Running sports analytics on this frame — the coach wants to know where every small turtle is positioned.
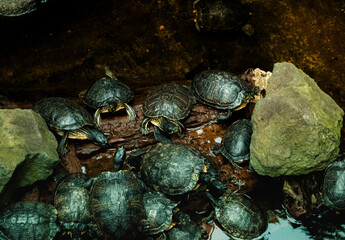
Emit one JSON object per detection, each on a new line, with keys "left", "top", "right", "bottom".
{"left": 54, "top": 172, "right": 95, "bottom": 239}
{"left": 193, "top": 0, "right": 253, "bottom": 34}
{"left": 166, "top": 211, "right": 202, "bottom": 240}
{"left": 139, "top": 142, "right": 226, "bottom": 196}
{"left": 322, "top": 157, "right": 345, "bottom": 211}
{"left": 192, "top": 70, "right": 260, "bottom": 120}
{"left": 89, "top": 147, "right": 146, "bottom": 239}
{"left": 208, "top": 190, "right": 268, "bottom": 239}
{"left": 143, "top": 191, "right": 178, "bottom": 236}
{"left": 33, "top": 97, "right": 109, "bottom": 157}
{"left": 0, "top": 202, "right": 60, "bottom": 240}
{"left": 84, "top": 68, "right": 136, "bottom": 128}
{"left": 212, "top": 118, "right": 252, "bottom": 168}
{"left": 141, "top": 83, "right": 196, "bottom": 142}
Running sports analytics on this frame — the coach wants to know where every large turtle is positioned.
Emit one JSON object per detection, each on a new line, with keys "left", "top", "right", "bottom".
{"left": 212, "top": 118, "right": 252, "bottom": 168}
{"left": 193, "top": 0, "right": 252, "bottom": 34}
{"left": 88, "top": 147, "right": 146, "bottom": 239}
{"left": 192, "top": 70, "right": 260, "bottom": 120}
{"left": 0, "top": 202, "right": 60, "bottom": 240}
{"left": 54, "top": 172, "right": 95, "bottom": 239}
{"left": 33, "top": 97, "right": 109, "bottom": 157}
{"left": 141, "top": 83, "right": 196, "bottom": 142}
{"left": 139, "top": 142, "right": 226, "bottom": 196}
{"left": 209, "top": 190, "right": 268, "bottom": 239}
{"left": 322, "top": 157, "right": 345, "bottom": 211}
{"left": 84, "top": 68, "right": 136, "bottom": 128}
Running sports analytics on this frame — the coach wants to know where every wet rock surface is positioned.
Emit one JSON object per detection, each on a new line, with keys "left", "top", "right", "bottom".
{"left": 0, "top": 109, "right": 59, "bottom": 204}
{"left": 250, "top": 62, "right": 344, "bottom": 177}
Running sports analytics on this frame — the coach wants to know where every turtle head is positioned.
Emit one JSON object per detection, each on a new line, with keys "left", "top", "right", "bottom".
{"left": 164, "top": 121, "right": 180, "bottom": 134}
{"left": 244, "top": 86, "right": 261, "bottom": 102}
{"left": 85, "top": 127, "right": 109, "bottom": 147}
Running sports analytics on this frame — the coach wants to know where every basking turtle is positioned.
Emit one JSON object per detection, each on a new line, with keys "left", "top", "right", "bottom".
{"left": 139, "top": 142, "right": 226, "bottom": 196}
{"left": 193, "top": 0, "right": 253, "bottom": 34}
{"left": 84, "top": 68, "right": 136, "bottom": 128}
{"left": 322, "top": 157, "right": 345, "bottom": 211}
{"left": 33, "top": 97, "right": 109, "bottom": 157}
{"left": 208, "top": 190, "right": 268, "bottom": 239}
{"left": 212, "top": 118, "right": 252, "bottom": 168}
{"left": 143, "top": 191, "right": 178, "bottom": 236}
{"left": 0, "top": 202, "right": 60, "bottom": 240}
{"left": 89, "top": 147, "right": 146, "bottom": 239}
{"left": 192, "top": 70, "right": 260, "bottom": 120}
{"left": 141, "top": 83, "right": 196, "bottom": 142}
{"left": 54, "top": 172, "right": 95, "bottom": 239}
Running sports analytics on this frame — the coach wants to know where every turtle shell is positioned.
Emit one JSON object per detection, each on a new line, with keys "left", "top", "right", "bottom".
{"left": 54, "top": 172, "right": 92, "bottom": 234}
{"left": 143, "top": 191, "right": 178, "bottom": 235}
{"left": 322, "top": 158, "right": 345, "bottom": 210}
{"left": 142, "top": 84, "right": 195, "bottom": 121}
{"left": 220, "top": 119, "right": 252, "bottom": 163}
{"left": 0, "top": 202, "right": 60, "bottom": 240}
{"left": 192, "top": 70, "right": 254, "bottom": 110}
{"left": 140, "top": 142, "right": 205, "bottom": 195}
{"left": 215, "top": 191, "right": 268, "bottom": 239}
{"left": 193, "top": 0, "right": 249, "bottom": 32}
{"left": 165, "top": 211, "right": 201, "bottom": 240}
{"left": 33, "top": 97, "right": 94, "bottom": 131}
{"left": 84, "top": 77, "right": 134, "bottom": 109}
{"left": 90, "top": 171, "right": 146, "bottom": 239}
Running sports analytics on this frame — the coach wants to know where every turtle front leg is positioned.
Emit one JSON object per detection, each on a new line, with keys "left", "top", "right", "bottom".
{"left": 218, "top": 109, "right": 232, "bottom": 120}
{"left": 123, "top": 103, "right": 136, "bottom": 121}
{"left": 58, "top": 131, "right": 69, "bottom": 157}
{"left": 173, "top": 120, "right": 186, "bottom": 138}
{"left": 140, "top": 118, "right": 151, "bottom": 135}
{"left": 93, "top": 108, "right": 102, "bottom": 129}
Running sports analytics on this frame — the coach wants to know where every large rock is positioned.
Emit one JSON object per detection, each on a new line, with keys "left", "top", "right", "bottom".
{"left": 0, "top": 109, "right": 59, "bottom": 203}
{"left": 250, "top": 62, "right": 344, "bottom": 177}
{"left": 0, "top": 0, "right": 48, "bottom": 17}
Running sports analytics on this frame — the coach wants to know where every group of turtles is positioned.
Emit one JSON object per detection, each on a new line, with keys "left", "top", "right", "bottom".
{"left": 0, "top": 68, "right": 271, "bottom": 240}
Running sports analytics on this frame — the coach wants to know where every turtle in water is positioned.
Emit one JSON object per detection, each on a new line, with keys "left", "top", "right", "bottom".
{"left": 88, "top": 147, "right": 147, "bottom": 239}
{"left": 33, "top": 97, "right": 109, "bottom": 157}
{"left": 208, "top": 190, "right": 268, "bottom": 239}
{"left": 212, "top": 118, "right": 252, "bottom": 168}
{"left": 0, "top": 202, "right": 60, "bottom": 240}
{"left": 54, "top": 172, "right": 96, "bottom": 239}
{"left": 322, "top": 156, "right": 345, "bottom": 211}
{"left": 141, "top": 83, "right": 196, "bottom": 142}
{"left": 138, "top": 142, "right": 226, "bottom": 196}
{"left": 84, "top": 67, "right": 136, "bottom": 128}
{"left": 193, "top": 0, "right": 254, "bottom": 35}
{"left": 192, "top": 70, "right": 260, "bottom": 120}
{"left": 143, "top": 191, "right": 179, "bottom": 236}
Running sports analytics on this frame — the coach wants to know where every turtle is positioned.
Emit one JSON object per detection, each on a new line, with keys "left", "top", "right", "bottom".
{"left": 165, "top": 211, "right": 202, "bottom": 240}
{"left": 140, "top": 83, "right": 196, "bottom": 142}
{"left": 193, "top": 0, "right": 253, "bottom": 35}
{"left": 192, "top": 70, "right": 260, "bottom": 120}
{"left": 322, "top": 157, "right": 345, "bottom": 211}
{"left": 207, "top": 190, "right": 268, "bottom": 239}
{"left": 33, "top": 97, "right": 109, "bottom": 157}
{"left": 84, "top": 68, "right": 136, "bottom": 128}
{"left": 0, "top": 201, "right": 60, "bottom": 240}
{"left": 142, "top": 191, "right": 179, "bottom": 236}
{"left": 88, "top": 147, "right": 147, "bottom": 239}
{"left": 139, "top": 142, "right": 226, "bottom": 196}
{"left": 212, "top": 118, "right": 252, "bottom": 168}
{"left": 54, "top": 172, "right": 95, "bottom": 239}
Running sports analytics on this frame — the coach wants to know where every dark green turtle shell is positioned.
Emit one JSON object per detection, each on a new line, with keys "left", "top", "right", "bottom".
{"left": 322, "top": 158, "right": 345, "bottom": 210}
{"left": 192, "top": 70, "right": 256, "bottom": 110}
{"left": 193, "top": 0, "right": 250, "bottom": 32}
{"left": 215, "top": 191, "right": 268, "bottom": 239}
{"left": 140, "top": 142, "right": 205, "bottom": 195}
{"left": 143, "top": 191, "right": 178, "bottom": 235}
{"left": 90, "top": 170, "right": 146, "bottom": 239}
{"left": 0, "top": 202, "right": 60, "bottom": 240}
{"left": 142, "top": 83, "right": 195, "bottom": 120}
{"left": 165, "top": 211, "right": 201, "bottom": 240}
{"left": 33, "top": 97, "right": 95, "bottom": 131}
{"left": 220, "top": 119, "right": 252, "bottom": 163}
{"left": 54, "top": 172, "right": 92, "bottom": 235}
{"left": 84, "top": 77, "right": 134, "bottom": 109}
